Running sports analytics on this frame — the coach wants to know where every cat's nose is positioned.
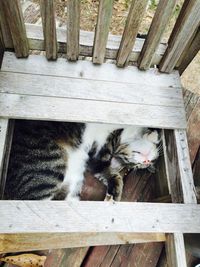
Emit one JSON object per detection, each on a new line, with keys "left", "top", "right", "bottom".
{"left": 143, "top": 159, "right": 150, "bottom": 164}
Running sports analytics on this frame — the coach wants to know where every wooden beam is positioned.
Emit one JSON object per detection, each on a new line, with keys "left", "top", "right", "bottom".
{"left": 166, "top": 233, "right": 187, "bottom": 267}
{"left": 93, "top": 0, "right": 114, "bottom": 64}
{"left": 159, "top": 0, "right": 200, "bottom": 73}
{"left": 67, "top": 0, "right": 80, "bottom": 61}
{"left": 178, "top": 28, "right": 200, "bottom": 75}
{"left": 25, "top": 23, "right": 166, "bottom": 65}
{"left": 0, "top": 0, "right": 29, "bottom": 57}
{"left": 116, "top": 0, "right": 149, "bottom": 67}
{"left": 163, "top": 129, "right": 197, "bottom": 267}
{"left": 0, "top": 1, "right": 13, "bottom": 48}
{"left": 0, "top": 201, "right": 200, "bottom": 234}
{"left": 40, "top": 0, "right": 57, "bottom": 60}
{"left": 0, "top": 119, "right": 14, "bottom": 199}
{"left": 138, "top": 0, "right": 176, "bottom": 70}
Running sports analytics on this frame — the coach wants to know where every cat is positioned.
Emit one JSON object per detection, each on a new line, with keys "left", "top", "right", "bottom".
{"left": 4, "top": 120, "right": 161, "bottom": 201}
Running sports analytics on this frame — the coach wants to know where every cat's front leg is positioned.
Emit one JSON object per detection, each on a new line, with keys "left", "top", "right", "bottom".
{"left": 105, "top": 172, "right": 124, "bottom": 201}
{"left": 63, "top": 148, "right": 89, "bottom": 201}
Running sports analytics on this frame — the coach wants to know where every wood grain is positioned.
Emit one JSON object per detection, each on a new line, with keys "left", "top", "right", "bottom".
{"left": 0, "top": 93, "right": 186, "bottom": 129}
{"left": 40, "top": 0, "right": 57, "bottom": 60}
{"left": 25, "top": 23, "right": 166, "bottom": 65}
{"left": 138, "top": 0, "right": 176, "bottom": 70}
{"left": 0, "top": 119, "right": 14, "bottom": 199}
{"left": 0, "top": 1, "right": 13, "bottom": 48}
{"left": 159, "top": 0, "right": 200, "bottom": 73}
{"left": 0, "top": 0, "right": 29, "bottom": 57}
{"left": 2, "top": 52, "right": 178, "bottom": 87}
{"left": 178, "top": 27, "right": 200, "bottom": 75}
{"left": 93, "top": 0, "right": 114, "bottom": 64}
{"left": 67, "top": 0, "right": 80, "bottom": 61}
{"left": 116, "top": 0, "right": 149, "bottom": 67}
{"left": 0, "top": 201, "right": 200, "bottom": 234}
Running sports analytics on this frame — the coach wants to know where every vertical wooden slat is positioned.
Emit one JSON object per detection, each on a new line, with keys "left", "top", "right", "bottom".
{"left": 116, "top": 0, "right": 149, "bottom": 67}
{"left": 159, "top": 0, "right": 200, "bottom": 73}
{"left": 92, "top": 0, "right": 114, "bottom": 64}
{"left": 0, "top": 0, "right": 29, "bottom": 57}
{"left": 67, "top": 0, "right": 80, "bottom": 61}
{"left": 0, "top": 119, "right": 14, "bottom": 199}
{"left": 40, "top": 0, "right": 57, "bottom": 60}
{"left": 0, "top": 33, "right": 4, "bottom": 68}
{"left": 166, "top": 233, "right": 187, "bottom": 267}
{"left": 0, "top": 1, "right": 13, "bottom": 49}
{"left": 178, "top": 28, "right": 200, "bottom": 75}
{"left": 163, "top": 129, "right": 197, "bottom": 267}
{"left": 138, "top": 0, "right": 176, "bottom": 70}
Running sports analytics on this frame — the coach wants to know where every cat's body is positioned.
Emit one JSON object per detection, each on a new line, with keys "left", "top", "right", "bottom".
{"left": 5, "top": 120, "right": 160, "bottom": 201}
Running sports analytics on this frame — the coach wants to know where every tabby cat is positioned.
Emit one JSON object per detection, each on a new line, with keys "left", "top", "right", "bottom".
{"left": 5, "top": 120, "right": 160, "bottom": 201}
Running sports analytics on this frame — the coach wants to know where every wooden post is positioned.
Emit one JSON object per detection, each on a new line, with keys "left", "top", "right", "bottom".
{"left": 0, "top": 1, "right": 13, "bottom": 49}
{"left": 0, "top": 119, "right": 14, "bottom": 199}
{"left": 40, "top": 0, "right": 57, "bottom": 60}
{"left": 92, "top": 0, "right": 114, "bottom": 64}
{"left": 67, "top": 0, "right": 80, "bottom": 61}
{"left": 178, "top": 28, "right": 200, "bottom": 75}
{"left": 159, "top": 0, "right": 200, "bottom": 73}
{"left": 138, "top": 0, "right": 176, "bottom": 70}
{"left": 0, "top": 0, "right": 29, "bottom": 57}
{"left": 116, "top": 0, "right": 149, "bottom": 67}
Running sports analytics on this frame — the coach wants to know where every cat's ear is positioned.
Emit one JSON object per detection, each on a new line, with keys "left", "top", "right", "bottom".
{"left": 144, "top": 130, "right": 160, "bottom": 144}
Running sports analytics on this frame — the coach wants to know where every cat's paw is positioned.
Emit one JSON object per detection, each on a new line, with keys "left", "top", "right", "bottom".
{"left": 104, "top": 194, "right": 114, "bottom": 202}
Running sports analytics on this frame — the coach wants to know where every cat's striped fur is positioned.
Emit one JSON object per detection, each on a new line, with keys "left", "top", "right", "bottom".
{"left": 5, "top": 120, "right": 160, "bottom": 201}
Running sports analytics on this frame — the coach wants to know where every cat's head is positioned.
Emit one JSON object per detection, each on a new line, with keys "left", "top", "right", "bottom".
{"left": 111, "top": 130, "right": 161, "bottom": 172}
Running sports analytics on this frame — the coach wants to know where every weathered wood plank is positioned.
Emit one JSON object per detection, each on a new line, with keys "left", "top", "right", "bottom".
{"left": 0, "top": 34, "right": 4, "bottom": 67}
{"left": 0, "top": 0, "right": 29, "bottom": 57}
{"left": 93, "top": 0, "right": 114, "bottom": 64}
{"left": 178, "top": 28, "right": 200, "bottom": 75}
{"left": 0, "top": 232, "right": 165, "bottom": 254}
{"left": 40, "top": 0, "right": 57, "bottom": 60}
{"left": 1, "top": 52, "right": 181, "bottom": 87}
{"left": 0, "top": 201, "right": 200, "bottom": 234}
{"left": 159, "top": 0, "right": 200, "bottom": 73}
{"left": 116, "top": 0, "right": 149, "bottom": 67}
{"left": 25, "top": 23, "right": 166, "bottom": 64}
{"left": 0, "top": 93, "right": 186, "bottom": 129}
{"left": 67, "top": 0, "right": 80, "bottom": 61}
{"left": 0, "top": 72, "right": 184, "bottom": 108}
{"left": 174, "top": 129, "right": 197, "bottom": 204}
{"left": 0, "top": 119, "right": 14, "bottom": 199}
{"left": 0, "top": 1, "right": 13, "bottom": 48}
{"left": 166, "top": 233, "right": 187, "bottom": 267}
{"left": 138, "top": 0, "right": 176, "bottom": 70}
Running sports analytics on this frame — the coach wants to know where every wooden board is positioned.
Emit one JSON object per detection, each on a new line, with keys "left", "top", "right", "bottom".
{"left": 93, "top": 0, "right": 114, "bottom": 64}
{"left": 0, "top": 201, "right": 200, "bottom": 234}
{"left": 0, "top": 0, "right": 29, "bottom": 58}
{"left": 0, "top": 52, "right": 186, "bottom": 129}
{"left": 67, "top": 0, "right": 80, "bottom": 61}
{"left": 116, "top": 0, "right": 149, "bottom": 67}
{"left": 0, "top": 119, "right": 14, "bottom": 199}
{"left": 40, "top": 0, "right": 57, "bottom": 60}
{"left": 25, "top": 23, "right": 166, "bottom": 65}
{"left": 138, "top": 0, "right": 176, "bottom": 70}
{"left": 0, "top": 1, "right": 13, "bottom": 48}
{"left": 159, "top": 0, "right": 200, "bottom": 73}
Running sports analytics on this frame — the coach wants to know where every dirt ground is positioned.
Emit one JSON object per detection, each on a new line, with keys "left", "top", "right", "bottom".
{"left": 23, "top": 0, "right": 200, "bottom": 95}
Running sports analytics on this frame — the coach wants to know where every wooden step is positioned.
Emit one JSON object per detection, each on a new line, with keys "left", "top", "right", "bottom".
{"left": 0, "top": 52, "right": 186, "bottom": 129}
